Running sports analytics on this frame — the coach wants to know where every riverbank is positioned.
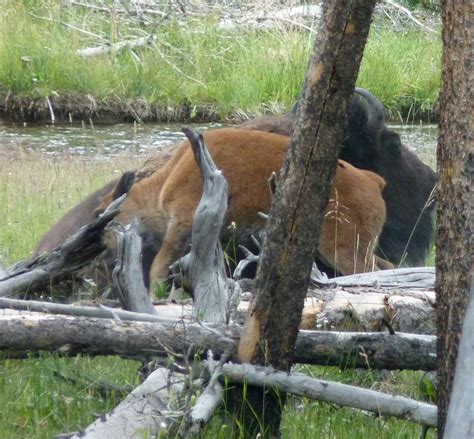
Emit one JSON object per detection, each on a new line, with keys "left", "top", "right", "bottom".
{"left": 0, "top": 2, "right": 441, "bottom": 123}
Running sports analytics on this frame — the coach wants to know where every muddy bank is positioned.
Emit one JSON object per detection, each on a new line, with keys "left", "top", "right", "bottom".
{"left": 0, "top": 92, "right": 223, "bottom": 125}
{"left": 0, "top": 91, "right": 437, "bottom": 125}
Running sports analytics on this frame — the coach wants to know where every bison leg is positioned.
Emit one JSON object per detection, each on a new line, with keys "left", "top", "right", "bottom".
{"left": 148, "top": 218, "right": 192, "bottom": 289}
{"left": 375, "top": 255, "right": 395, "bottom": 271}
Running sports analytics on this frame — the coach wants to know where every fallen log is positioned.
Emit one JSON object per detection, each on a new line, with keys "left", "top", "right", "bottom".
{"left": 0, "top": 314, "right": 436, "bottom": 370}
{"left": 0, "top": 297, "right": 182, "bottom": 323}
{"left": 234, "top": 284, "right": 436, "bottom": 334}
{"left": 218, "top": 363, "right": 437, "bottom": 427}
{"left": 218, "top": 5, "right": 322, "bottom": 31}
{"left": 320, "top": 267, "right": 435, "bottom": 289}
{"left": 306, "top": 285, "right": 436, "bottom": 334}
{"left": 1, "top": 278, "right": 436, "bottom": 335}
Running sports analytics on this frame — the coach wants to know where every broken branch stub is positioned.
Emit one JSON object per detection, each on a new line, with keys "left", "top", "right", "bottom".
{"left": 171, "top": 128, "right": 234, "bottom": 324}
{"left": 0, "top": 195, "right": 125, "bottom": 298}
{"left": 111, "top": 219, "right": 156, "bottom": 315}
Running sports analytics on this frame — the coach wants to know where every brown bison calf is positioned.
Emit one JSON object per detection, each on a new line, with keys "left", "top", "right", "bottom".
{"left": 96, "top": 128, "right": 391, "bottom": 289}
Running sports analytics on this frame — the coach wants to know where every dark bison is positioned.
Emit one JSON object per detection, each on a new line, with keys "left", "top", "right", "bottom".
{"left": 240, "top": 88, "right": 437, "bottom": 266}
{"left": 34, "top": 88, "right": 436, "bottom": 268}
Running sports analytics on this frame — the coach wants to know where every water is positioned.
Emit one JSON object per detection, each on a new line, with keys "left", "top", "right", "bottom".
{"left": 0, "top": 121, "right": 437, "bottom": 168}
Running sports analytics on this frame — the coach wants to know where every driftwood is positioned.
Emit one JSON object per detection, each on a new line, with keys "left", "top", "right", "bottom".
{"left": 318, "top": 267, "right": 435, "bottom": 289}
{"left": 0, "top": 267, "right": 437, "bottom": 334}
{"left": 76, "top": 35, "right": 156, "bottom": 58}
{"left": 382, "top": 0, "right": 439, "bottom": 34}
{"left": 111, "top": 220, "right": 156, "bottom": 315}
{"left": 0, "top": 313, "right": 436, "bottom": 370}
{"left": 235, "top": 281, "right": 436, "bottom": 334}
{"left": 0, "top": 297, "right": 180, "bottom": 323}
{"left": 70, "top": 1, "right": 166, "bottom": 17}
{"left": 170, "top": 128, "right": 234, "bottom": 324}
{"left": 219, "top": 5, "right": 322, "bottom": 31}
{"left": 218, "top": 363, "right": 437, "bottom": 427}
{"left": 0, "top": 196, "right": 125, "bottom": 298}
{"left": 444, "top": 277, "right": 474, "bottom": 438}
{"left": 74, "top": 367, "right": 183, "bottom": 438}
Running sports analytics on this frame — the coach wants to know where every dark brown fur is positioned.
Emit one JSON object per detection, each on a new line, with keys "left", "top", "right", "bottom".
{"left": 97, "top": 128, "right": 391, "bottom": 287}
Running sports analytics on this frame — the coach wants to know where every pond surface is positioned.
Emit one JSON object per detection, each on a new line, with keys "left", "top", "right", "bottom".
{"left": 0, "top": 121, "right": 437, "bottom": 168}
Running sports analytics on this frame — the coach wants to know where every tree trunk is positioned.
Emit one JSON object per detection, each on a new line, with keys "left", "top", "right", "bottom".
{"left": 443, "top": 277, "right": 474, "bottom": 438}
{"left": 236, "top": 0, "right": 377, "bottom": 434}
{"left": 436, "top": 0, "right": 473, "bottom": 434}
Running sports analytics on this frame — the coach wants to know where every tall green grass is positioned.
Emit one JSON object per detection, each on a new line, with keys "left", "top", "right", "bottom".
{"left": 0, "top": 0, "right": 441, "bottom": 119}
{"left": 0, "top": 354, "right": 436, "bottom": 438}
{"left": 359, "top": 29, "right": 441, "bottom": 121}
{"left": 0, "top": 150, "right": 143, "bottom": 263}
{"left": 0, "top": 354, "right": 141, "bottom": 439}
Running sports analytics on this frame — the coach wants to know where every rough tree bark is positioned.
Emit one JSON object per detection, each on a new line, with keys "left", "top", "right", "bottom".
{"left": 112, "top": 220, "right": 157, "bottom": 315}
{"left": 443, "top": 277, "right": 474, "bottom": 438}
{"left": 436, "top": 0, "right": 473, "bottom": 434}
{"left": 236, "top": 0, "right": 377, "bottom": 434}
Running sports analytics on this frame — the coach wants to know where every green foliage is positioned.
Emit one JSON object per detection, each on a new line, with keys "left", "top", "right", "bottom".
{"left": 0, "top": 354, "right": 141, "bottom": 439}
{"left": 358, "top": 27, "right": 441, "bottom": 120}
{"left": 0, "top": 353, "right": 437, "bottom": 438}
{"left": 0, "top": 1, "right": 441, "bottom": 119}
{"left": 151, "top": 280, "right": 172, "bottom": 300}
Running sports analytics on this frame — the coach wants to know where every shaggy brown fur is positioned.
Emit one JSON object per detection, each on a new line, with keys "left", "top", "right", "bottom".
{"left": 96, "top": 128, "right": 392, "bottom": 287}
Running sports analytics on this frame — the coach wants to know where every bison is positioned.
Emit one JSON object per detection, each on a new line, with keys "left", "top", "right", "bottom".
{"left": 93, "top": 128, "right": 391, "bottom": 290}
